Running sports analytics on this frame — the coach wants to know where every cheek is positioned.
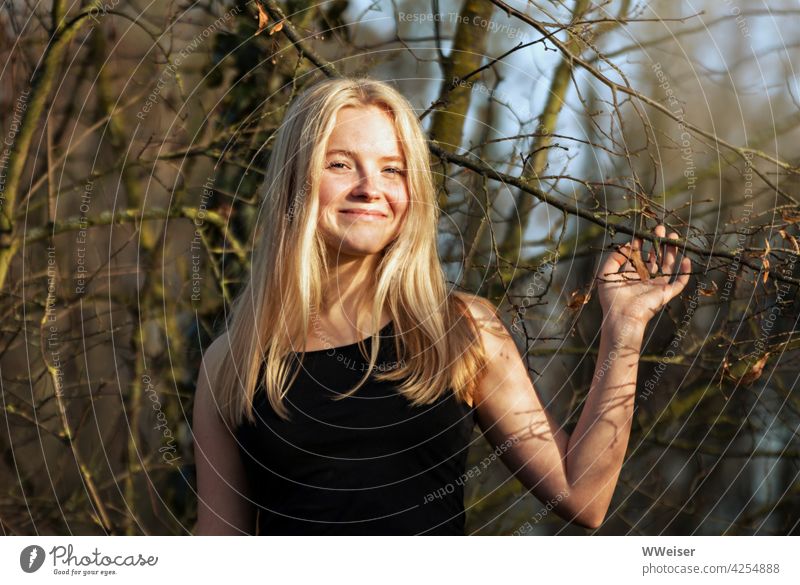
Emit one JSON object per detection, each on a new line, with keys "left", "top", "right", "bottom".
{"left": 317, "top": 177, "right": 340, "bottom": 209}
{"left": 394, "top": 200, "right": 409, "bottom": 221}
{"left": 389, "top": 186, "right": 410, "bottom": 217}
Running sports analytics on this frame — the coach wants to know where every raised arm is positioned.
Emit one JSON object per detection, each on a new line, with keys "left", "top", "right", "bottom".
{"left": 192, "top": 335, "right": 256, "bottom": 535}
{"left": 462, "top": 224, "right": 691, "bottom": 529}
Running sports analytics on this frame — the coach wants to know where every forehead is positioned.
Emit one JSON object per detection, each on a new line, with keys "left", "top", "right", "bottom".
{"left": 326, "top": 105, "right": 404, "bottom": 157}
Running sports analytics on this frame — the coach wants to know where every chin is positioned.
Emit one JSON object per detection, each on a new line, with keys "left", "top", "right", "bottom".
{"left": 337, "top": 245, "right": 387, "bottom": 257}
{"left": 326, "top": 238, "right": 389, "bottom": 257}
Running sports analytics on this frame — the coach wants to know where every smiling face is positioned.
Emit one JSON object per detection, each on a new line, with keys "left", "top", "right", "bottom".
{"left": 316, "top": 104, "right": 410, "bottom": 259}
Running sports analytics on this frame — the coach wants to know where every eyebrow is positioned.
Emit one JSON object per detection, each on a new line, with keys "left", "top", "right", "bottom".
{"left": 326, "top": 148, "right": 405, "bottom": 163}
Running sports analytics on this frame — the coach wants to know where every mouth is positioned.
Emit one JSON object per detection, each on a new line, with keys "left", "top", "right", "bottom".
{"left": 339, "top": 209, "right": 389, "bottom": 220}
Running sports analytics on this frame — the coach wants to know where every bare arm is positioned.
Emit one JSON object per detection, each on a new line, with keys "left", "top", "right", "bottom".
{"left": 192, "top": 335, "right": 256, "bottom": 535}
{"left": 463, "top": 224, "right": 690, "bottom": 529}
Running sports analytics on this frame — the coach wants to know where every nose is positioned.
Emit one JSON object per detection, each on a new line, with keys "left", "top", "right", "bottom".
{"left": 352, "top": 168, "right": 381, "bottom": 200}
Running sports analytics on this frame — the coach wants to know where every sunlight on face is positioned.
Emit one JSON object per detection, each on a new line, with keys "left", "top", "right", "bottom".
{"left": 317, "top": 105, "right": 410, "bottom": 258}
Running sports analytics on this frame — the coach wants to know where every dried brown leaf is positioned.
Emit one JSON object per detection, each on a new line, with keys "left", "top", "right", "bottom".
{"left": 782, "top": 207, "right": 800, "bottom": 224}
{"left": 629, "top": 247, "right": 650, "bottom": 281}
{"left": 739, "top": 353, "right": 770, "bottom": 386}
{"left": 255, "top": 3, "right": 269, "bottom": 35}
{"left": 567, "top": 289, "right": 591, "bottom": 309}
{"left": 697, "top": 281, "right": 717, "bottom": 296}
{"left": 779, "top": 228, "right": 800, "bottom": 255}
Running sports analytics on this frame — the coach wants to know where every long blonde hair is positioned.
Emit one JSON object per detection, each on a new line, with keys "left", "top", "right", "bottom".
{"left": 214, "top": 76, "right": 488, "bottom": 426}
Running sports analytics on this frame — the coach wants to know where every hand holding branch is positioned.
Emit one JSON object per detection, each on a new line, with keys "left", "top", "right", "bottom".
{"left": 596, "top": 224, "right": 693, "bottom": 326}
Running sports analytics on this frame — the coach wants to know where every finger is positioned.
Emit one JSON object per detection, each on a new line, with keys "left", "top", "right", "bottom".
{"left": 668, "top": 256, "right": 692, "bottom": 297}
{"left": 663, "top": 230, "right": 678, "bottom": 274}
{"left": 647, "top": 246, "right": 656, "bottom": 274}
{"left": 599, "top": 245, "right": 626, "bottom": 282}
{"left": 649, "top": 224, "right": 665, "bottom": 273}
{"left": 654, "top": 224, "right": 666, "bottom": 272}
{"left": 628, "top": 245, "right": 651, "bottom": 281}
{"left": 608, "top": 241, "right": 632, "bottom": 269}
{"left": 647, "top": 242, "right": 656, "bottom": 274}
{"left": 598, "top": 262, "right": 623, "bottom": 284}
{"left": 629, "top": 234, "right": 644, "bottom": 276}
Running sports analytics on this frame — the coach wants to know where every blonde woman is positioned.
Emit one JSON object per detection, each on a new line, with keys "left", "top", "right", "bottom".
{"left": 192, "top": 77, "right": 692, "bottom": 535}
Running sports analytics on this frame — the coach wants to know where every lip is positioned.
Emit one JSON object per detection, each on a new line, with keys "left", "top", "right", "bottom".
{"left": 339, "top": 209, "right": 389, "bottom": 219}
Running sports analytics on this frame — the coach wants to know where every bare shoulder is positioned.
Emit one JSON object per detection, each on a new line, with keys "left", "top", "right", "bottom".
{"left": 200, "top": 333, "right": 233, "bottom": 383}
{"left": 193, "top": 330, "right": 255, "bottom": 535}
{"left": 195, "top": 332, "right": 233, "bottom": 414}
{"left": 452, "top": 291, "right": 512, "bottom": 349}
{"left": 452, "top": 292, "right": 527, "bottom": 405}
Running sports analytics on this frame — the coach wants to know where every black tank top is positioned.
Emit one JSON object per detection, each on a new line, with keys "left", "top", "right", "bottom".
{"left": 235, "top": 321, "right": 477, "bottom": 535}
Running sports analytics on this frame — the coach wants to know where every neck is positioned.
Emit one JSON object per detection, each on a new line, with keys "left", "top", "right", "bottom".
{"left": 315, "top": 248, "right": 386, "bottom": 329}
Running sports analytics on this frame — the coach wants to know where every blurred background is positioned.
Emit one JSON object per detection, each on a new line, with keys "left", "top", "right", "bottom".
{"left": 0, "top": 0, "right": 798, "bottom": 535}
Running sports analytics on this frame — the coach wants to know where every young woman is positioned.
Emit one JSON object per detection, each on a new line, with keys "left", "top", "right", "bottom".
{"left": 192, "top": 77, "right": 692, "bottom": 535}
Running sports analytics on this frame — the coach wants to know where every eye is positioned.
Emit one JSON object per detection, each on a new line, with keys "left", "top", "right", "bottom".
{"left": 384, "top": 167, "right": 406, "bottom": 175}
{"left": 327, "top": 161, "right": 349, "bottom": 170}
